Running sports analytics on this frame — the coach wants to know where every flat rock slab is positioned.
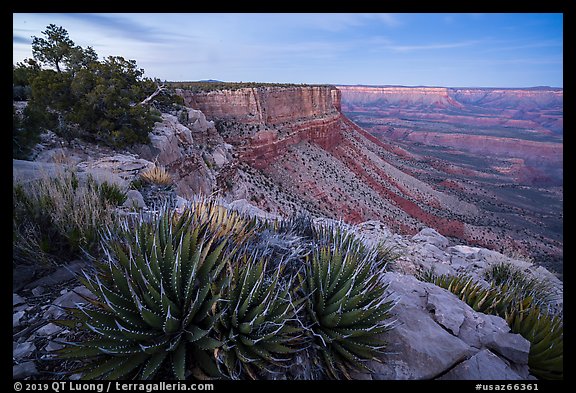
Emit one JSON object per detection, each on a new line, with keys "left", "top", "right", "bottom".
{"left": 438, "top": 349, "right": 523, "bottom": 380}
{"left": 43, "top": 286, "right": 95, "bottom": 319}
{"left": 25, "top": 261, "right": 86, "bottom": 289}
{"left": 13, "top": 341, "right": 36, "bottom": 360}
{"left": 13, "top": 294, "right": 26, "bottom": 307}
{"left": 35, "top": 323, "right": 63, "bottom": 337}
{"left": 13, "top": 361, "right": 38, "bottom": 379}
{"left": 371, "top": 273, "right": 473, "bottom": 379}
{"left": 13, "top": 311, "right": 26, "bottom": 328}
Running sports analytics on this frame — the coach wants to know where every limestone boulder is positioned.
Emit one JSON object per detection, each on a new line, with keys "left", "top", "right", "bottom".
{"left": 412, "top": 227, "right": 449, "bottom": 249}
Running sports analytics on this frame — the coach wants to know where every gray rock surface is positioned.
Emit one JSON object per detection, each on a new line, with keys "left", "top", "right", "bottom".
{"left": 35, "top": 323, "right": 63, "bottom": 336}
{"left": 485, "top": 330, "right": 531, "bottom": 364}
{"left": 76, "top": 154, "right": 154, "bottom": 184}
{"left": 412, "top": 227, "right": 449, "bottom": 248}
{"left": 368, "top": 272, "right": 533, "bottom": 380}
{"left": 438, "top": 349, "right": 523, "bottom": 380}
{"left": 43, "top": 286, "right": 95, "bottom": 319}
{"left": 13, "top": 361, "right": 38, "bottom": 379}
{"left": 13, "top": 311, "right": 25, "bottom": 328}
{"left": 13, "top": 294, "right": 26, "bottom": 307}
{"left": 25, "top": 261, "right": 85, "bottom": 289}
{"left": 13, "top": 342, "right": 35, "bottom": 360}
{"left": 372, "top": 273, "right": 472, "bottom": 379}
{"left": 123, "top": 189, "right": 147, "bottom": 209}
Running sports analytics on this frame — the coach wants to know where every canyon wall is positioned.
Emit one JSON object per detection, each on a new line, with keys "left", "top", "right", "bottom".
{"left": 177, "top": 86, "right": 343, "bottom": 169}
{"left": 176, "top": 84, "right": 562, "bottom": 273}
{"left": 338, "top": 85, "right": 563, "bottom": 110}
{"left": 338, "top": 86, "right": 462, "bottom": 108}
{"left": 177, "top": 86, "right": 341, "bottom": 125}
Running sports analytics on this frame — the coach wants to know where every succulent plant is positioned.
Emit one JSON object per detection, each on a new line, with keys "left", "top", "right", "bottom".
{"left": 298, "top": 233, "right": 394, "bottom": 379}
{"left": 55, "top": 206, "right": 235, "bottom": 380}
{"left": 188, "top": 198, "right": 257, "bottom": 247}
{"left": 214, "top": 256, "right": 303, "bottom": 379}
{"left": 484, "top": 262, "right": 557, "bottom": 307}
{"left": 420, "top": 270, "right": 563, "bottom": 380}
{"left": 508, "top": 305, "right": 563, "bottom": 380}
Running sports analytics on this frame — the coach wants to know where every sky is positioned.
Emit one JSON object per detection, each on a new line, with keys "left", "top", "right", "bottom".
{"left": 12, "top": 13, "right": 563, "bottom": 88}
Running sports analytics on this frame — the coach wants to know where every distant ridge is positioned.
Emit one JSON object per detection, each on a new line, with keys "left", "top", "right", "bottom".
{"left": 337, "top": 84, "right": 562, "bottom": 91}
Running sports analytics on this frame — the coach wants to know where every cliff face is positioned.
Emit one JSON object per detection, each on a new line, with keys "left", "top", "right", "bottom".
{"left": 178, "top": 86, "right": 342, "bottom": 169}
{"left": 338, "top": 85, "right": 563, "bottom": 110}
{"left": 338, "top": 86, "right": 463, "bottom": 108}
{"left": 176, "top": 85, "right": 562, "bottom": 273}
{"left": 177, "top": 86, "right": 341, "bottom": 125}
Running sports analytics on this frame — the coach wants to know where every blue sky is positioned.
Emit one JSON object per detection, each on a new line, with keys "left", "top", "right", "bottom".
{"left": 13, "top": 13, "right": 563, "bottom": 87}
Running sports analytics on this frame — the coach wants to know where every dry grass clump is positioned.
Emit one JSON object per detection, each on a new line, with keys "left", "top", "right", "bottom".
{"left": 13, "top": 168, "right": 120, "bottom": 266}
{"left": 139, "top": 164, "right": 172, "bottom": 186}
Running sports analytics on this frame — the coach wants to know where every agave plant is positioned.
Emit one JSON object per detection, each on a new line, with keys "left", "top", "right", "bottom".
{"left": 420, "top": 270, "right": 563, "bottom": 380}
{"left": 55, "top": 206, "right": 236, "bottom": 380}
{"left": 417, "top": 272, "right": 518, "bottom": 315}
{"left": 214, "top": 256, "right": 303, "bottom": 379}
{"left": 484, "top": 262, "right": 557, "bottom": 307}
{"left": 140, "top": 164, "right": 172, "bottom": 186}
{"left": 298, "top": 233, "right": 394, "bottom": 379}
{"left": 508, "top": 306, "right": 563, "bottom": 380}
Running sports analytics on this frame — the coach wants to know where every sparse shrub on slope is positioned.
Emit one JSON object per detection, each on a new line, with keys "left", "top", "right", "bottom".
{"left": 13, "top": 169, "right": 118, "bottom": 266}
{"left": 139, "top": 164, "right": 173, "bottom": 186}
{"left": 484, "top": 262, "right": 558, "bottom": 307}
{"left": 419, "top": 266, "right": 563, "bottom": 380}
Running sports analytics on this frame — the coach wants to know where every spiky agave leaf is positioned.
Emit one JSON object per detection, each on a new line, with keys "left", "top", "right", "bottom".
{"left": 56, "top": 204, "right": 239, "bottom": 380}
{"left": 298, "top": 239, "right": 394, "bottom": 379}
{"left": 214, "top": 255, "right": 304, "bottom": 379}
{"left": 484, "top": 262, "right": 558, "bottom": 307}
{"left": 420, "top": 271, "right": 563, "bottom": 380}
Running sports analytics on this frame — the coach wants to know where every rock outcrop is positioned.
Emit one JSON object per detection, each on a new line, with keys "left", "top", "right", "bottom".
{"left": 13, "top": 205, "right": 553, "bottom": 380}
{"left": 358, "top": 272, "right": 532, "bottom": 380}
{"left": 177, "top": 85, "right": 341, "bottom": 125}
{"left": 134, "top": 109, "right": 232, "bottom": 197}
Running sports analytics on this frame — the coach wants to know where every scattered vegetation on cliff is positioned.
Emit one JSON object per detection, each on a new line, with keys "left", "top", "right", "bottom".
{"left": 419, "top": 265, "right": 563, "bottom": 380}
{"left": 168, "top": 81, "right": 336, "bottom": 93}
{"left": 13, "top": 24, "right": 183, "bottom": 155}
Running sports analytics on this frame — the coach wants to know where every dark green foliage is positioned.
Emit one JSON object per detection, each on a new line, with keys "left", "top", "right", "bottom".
{"left": 297, "top": 228, "right": 394, "bottom": 379}
{"left": 484, "top": 262, "right": 557, "bottom": 306}
{"left": 53, "top": 201, "right": 395, "bottom": 380}
{"left": 56, "top": 207, "right": 235, "bottom": 380}
{"left": 96, "top": 181, "right": 127, "bottom": 206}
{"left": 13, "top": 103, "right": 46, "bottom": 159}
{"left": 13, "top": 59, "right": 41, "bottom": 88}
{"left": 420, "top": 268, "right": 563, "bottom": 380}
{"left": 17, "top": 25, "right": 183, "bottom": 150}
{"left": 32, "top": 24, "right": 75, "bottom": 73}
{"left": 13, "top": 85, "right": 32, "bottom": 101}
{"left": 168, "top": 81, "right": 336, "bottom": 93}
{"left": 214, "top": 257, "right": 303, "bottom": 379}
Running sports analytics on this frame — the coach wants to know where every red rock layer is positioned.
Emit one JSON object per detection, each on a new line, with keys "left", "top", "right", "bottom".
{"left": 240, "top": 114, "right": 343, "bottom": 169}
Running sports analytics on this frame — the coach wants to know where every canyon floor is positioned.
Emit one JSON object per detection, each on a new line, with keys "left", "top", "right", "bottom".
{"left": 338, "top": 86, "right": 563, "bottom": 277}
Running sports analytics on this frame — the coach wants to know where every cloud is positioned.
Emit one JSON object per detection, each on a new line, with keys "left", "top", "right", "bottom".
{"left": 291, "top": 13, "right": 401, "bottom": 32}
{"left": 13, "top": 35, "right": 31, "bottom": 44}
{"left": 52, "top": 13, "right": 180, "bottom": 43}
{"left": 386, "top": 40, "right": 482, "bottom": 53}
